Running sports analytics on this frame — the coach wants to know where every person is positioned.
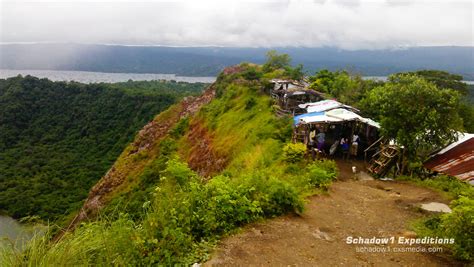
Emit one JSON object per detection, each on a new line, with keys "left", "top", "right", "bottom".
{"left": 350, "top": 133, "right": 359, "bottom": 157}
{"left": 309, "top": 129, "right": 316, "bottom": 147}
{"left": 340, "top": 137, "right": 349, "bottom": 159}
{"left": 316, "top": 131, "right": 325, "bottom": 152}
{"left": 329, "top": 139, "right": 339, "bottom": 156}
{"left": 308, "top": 128, "right": 317, "bottom": 160}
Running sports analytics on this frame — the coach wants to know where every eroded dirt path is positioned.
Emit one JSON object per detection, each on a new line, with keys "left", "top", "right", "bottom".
{"left": 206, "top": 161, "right": 460, "bottom": 266}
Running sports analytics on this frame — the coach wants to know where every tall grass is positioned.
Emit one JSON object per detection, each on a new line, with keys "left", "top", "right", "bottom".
{"left": 2, "top": 64, "right": 340, "bottom": 265}
{"left": 1, "top": 215, "right": 141, "bottom": 266}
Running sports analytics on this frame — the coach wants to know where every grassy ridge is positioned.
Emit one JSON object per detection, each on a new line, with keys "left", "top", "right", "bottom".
{"left": 1, "top": 64, "right": 339, "bottom": 265}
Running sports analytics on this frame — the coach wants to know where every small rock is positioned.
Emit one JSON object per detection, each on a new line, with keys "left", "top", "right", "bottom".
{"left": 312, "top": 228, "right": 332, "bottom": 241}
{"left": 420, "top": 202, "right": 452, "bottom": 213}
{"left": 356, "top": 171, "right": 374, "bottom": 181}
{"left": 251, "top": 227, "right": 263, "bottom": 236}
{"left": 401, "top": 231, "right": 417, "bottom": 238}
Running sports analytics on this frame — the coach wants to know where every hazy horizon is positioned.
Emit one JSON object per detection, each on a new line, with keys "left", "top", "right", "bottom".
{"left": 1, "top": 0, "right": 472, "bottom": 49}
{"left": 1, "top": 42, "right": 473, "bottom": 50}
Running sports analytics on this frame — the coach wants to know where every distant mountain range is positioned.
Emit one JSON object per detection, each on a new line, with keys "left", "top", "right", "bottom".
{"left": 1, "top": 44, "right": 473, "bottom": 79}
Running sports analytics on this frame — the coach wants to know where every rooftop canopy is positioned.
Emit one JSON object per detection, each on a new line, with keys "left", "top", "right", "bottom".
{"left": 424, "top": 133, "right": 474, "bottom": 183}
{"left": 298, "top": 99, "right": 359, "bottom": 113}
{"left": 293, "top": 111, "right": 342, "bottom": 125}
{"left": 293, "top": 105, "right": 380, "bottom": 128}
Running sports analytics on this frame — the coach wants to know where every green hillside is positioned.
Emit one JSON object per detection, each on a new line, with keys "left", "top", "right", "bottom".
{"left": 0, "top": 76, "right": 206, "bottom": 222}
{"left": 2, "top": 60, "right": 471, "bottom": 265}
{"left": 0, "top": 63, "right": 338, "bottom": 265}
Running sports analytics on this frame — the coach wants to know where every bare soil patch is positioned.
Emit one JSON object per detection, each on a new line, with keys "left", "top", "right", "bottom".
{"left": 206, "top": 161, "right": 461, "bottom": 266}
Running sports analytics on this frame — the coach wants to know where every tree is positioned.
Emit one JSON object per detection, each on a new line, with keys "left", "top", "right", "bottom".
{"left": 308, "top": 69, "right": 335, "bottom": 93}
{"left": 285, "top": 64, "right": 305, "bottom": 80}
{"left": 0, "top": 76, "right": 206, "bottom": 221}
{"left": 403, "top": 70, "right": 473, "bottom": 132}
{"left": 308, "top": 70, "right": 379, "bottom": 105}
{"left": 405, "top": 70, "right": 468, "bottom": 95}
{"left": 262, "top": 50, "right": 291, "bottom": 72}
{"left": 458, "top": 103, "right": 474, "bottom": 133}
{"left": 362, "top": 74, "right": 462, "bottom": 163}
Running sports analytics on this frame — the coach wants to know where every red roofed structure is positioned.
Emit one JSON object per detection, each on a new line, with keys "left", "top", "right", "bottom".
{"left": 424, "top": 133, "right": 474, "bottom": 183}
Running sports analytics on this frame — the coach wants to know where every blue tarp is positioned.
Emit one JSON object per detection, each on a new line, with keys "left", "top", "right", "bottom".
{"left": 293, "top": 112, "right": 325, "bottom": 125}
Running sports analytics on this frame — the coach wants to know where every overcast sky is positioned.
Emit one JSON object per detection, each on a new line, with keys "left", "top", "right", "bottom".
{"left": 0, "top": 0, "right": 472, "bottom": 49}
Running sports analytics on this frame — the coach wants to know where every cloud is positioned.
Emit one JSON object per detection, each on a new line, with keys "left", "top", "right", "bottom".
{"left": 0, "top": 0, "right": 472, "bottom": 49}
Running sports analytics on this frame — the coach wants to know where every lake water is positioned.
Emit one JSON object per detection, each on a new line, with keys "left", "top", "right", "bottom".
{"left": 0, "top": 215, "right": 41, "bottom": 249}
{"left": 1, "top": 69, "right": 472, "bottom": 85}
{"left": 0, "top": 69, "right": 216, "bottom": 84}
{"left": 363, "top": 75, "right": 474, "bottom": 85}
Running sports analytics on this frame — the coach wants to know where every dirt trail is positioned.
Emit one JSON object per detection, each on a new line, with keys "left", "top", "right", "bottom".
{"left": 206, "top": 161, "right": 460, "bottom": 266}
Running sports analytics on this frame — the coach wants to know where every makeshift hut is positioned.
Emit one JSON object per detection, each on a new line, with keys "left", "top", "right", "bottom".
{"left": 270, "top": 79, "right": 324, "bottom": 115}
{"left": 292, "top": 100, "right": 380, "bottom": 158}
{"left": 424, "top": 133, "right": 474, "bottom": 184}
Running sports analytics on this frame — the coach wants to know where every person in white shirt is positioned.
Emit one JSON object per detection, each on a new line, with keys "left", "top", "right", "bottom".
{"left": 350, "top": 134, "right": 359, "bottom": 156}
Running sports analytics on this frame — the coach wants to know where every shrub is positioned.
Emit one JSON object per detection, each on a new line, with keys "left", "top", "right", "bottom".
{"left": 262, "top": 177, "right": 304, "bottom": 215}
{"left": 306, "top": 160, "right": 338, "bottom": 189}
{"left": 161, "top": 157, "right": 197, "bottom": 187}
{"left": 202, "top": 176, "right": 262, "bottom": 232}
{"left": 283, "top": 143, "right": 307, "bottom": 163}
{"left": 405, "top": 175, "right": 474, "bottom": 261}
{"left": 312, "top": 160, "right": 338, "bottom": 179}
{"left": 438, "top": 197, "right": 474, "bottom": 261}
{"left": 242, "top": 68, "right": 262, "bottom": 81}
{"left": 141, "top": 185, "right": 196, "bottom": 265}
{"left": 273, "top": 117, "right": 293, "bottom": 142}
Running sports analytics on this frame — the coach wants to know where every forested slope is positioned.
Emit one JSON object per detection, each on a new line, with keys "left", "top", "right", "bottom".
{"left": 0, "top": 76, "right": 207, "bottom": 221}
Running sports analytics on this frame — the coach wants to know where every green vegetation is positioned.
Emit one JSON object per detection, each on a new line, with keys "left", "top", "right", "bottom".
{"left": 401, "top": 175, "right": 474, "bottom": 261}
{"left": 1, "top": 63, "right": 339, "bottom": 265}
{"left": 308, "top": 69, "right": 383, "bottom": 106}
{"left": 398, "top": 175, "right": 473, "bottom": 202}
{"left": 362, "top": 74, "right": 462, "bottom": 163}
{"left": 461, "top": 84, "right": 474, "bottom": 132}
{"left": 307, "top": 68, "right": 473, "bottom": 262}
{"left": 1, "top": 54, "right": 472, "bottom": 264}
{"left": 403, "top": 70, "right": 468, "bottom": 95}
{"left": 307, "top": 69, "right": 472, "bottom": 163}
{"left": 0, "top": 76, "right": 206, "bottom": 222}
{"left": 262, "top": 50, "right": 305, "bottom": 80}
{"left": 307, "top": 69, "right": 473, "bottom": 134}
{"left": 404, "top": 70, "right": 474, "bottom": 133}
{"left": 467, "top": 84, "right": 474, "bottom": 103}
{"left": 283, "top": 143, "right": 307, "bottom": 163}
{"left": 438, "top": 197, "right": 474, "bottom": 261}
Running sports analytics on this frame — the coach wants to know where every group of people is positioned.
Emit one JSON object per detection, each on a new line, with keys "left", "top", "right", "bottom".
{"left": 309, "top": 128, "right": 360, "bottom": 158}
{"left": 338, "top": 134, "right": 359, "bottom": 158}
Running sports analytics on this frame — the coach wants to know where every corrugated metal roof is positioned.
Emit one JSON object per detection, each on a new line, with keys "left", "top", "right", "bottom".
{"left": 424, "top": 136, "right": 474, "bottom": 182}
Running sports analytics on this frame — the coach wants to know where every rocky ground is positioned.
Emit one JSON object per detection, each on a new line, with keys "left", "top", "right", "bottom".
{"left": 206, "top": 160, "right": 461, "bottom": 266}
